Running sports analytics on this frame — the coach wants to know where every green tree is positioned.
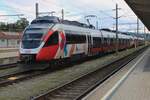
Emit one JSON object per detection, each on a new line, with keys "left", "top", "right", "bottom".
{"left": 16, "top": 18, "right": 29, "bottom": 31}
{"left": 0, "top": 22, "right": 7, "bottom": 31}
{"left": 0, "top": 18, "right": 29, "bottom": 32}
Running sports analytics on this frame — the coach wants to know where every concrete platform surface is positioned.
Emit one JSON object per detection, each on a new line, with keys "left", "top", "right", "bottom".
{"left": 108, "top": 48, "right": 150, "bottom": 100}
{"left": 83, "top": 47, "right": 150, "bottom": 100}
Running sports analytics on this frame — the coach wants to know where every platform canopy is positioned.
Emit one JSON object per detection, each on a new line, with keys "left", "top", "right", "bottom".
{"left": 125, "top": 0, "right": 150, "bottom": 30}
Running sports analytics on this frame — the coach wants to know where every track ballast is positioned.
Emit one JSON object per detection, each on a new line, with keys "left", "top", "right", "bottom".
{"left": 32, "top": 46, "right": 147, "bottom": 100}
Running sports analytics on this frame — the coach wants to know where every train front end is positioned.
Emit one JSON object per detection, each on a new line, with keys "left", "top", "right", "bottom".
{"left": 19, "top": 16, "right": 61, "bottom": 69}
{"left": 20, "top": 25, "right": 48, "bottom": 60}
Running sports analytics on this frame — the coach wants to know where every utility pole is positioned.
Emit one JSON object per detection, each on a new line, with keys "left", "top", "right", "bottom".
{"left": 35, "top": 3, "right": 39, "bottom": 18}
{"left": 61, "top": 9, "right": 64, "bottom": 21}
{"left": 135, "top": 17, "right": 139, "bottom": 48}
{"left": 115, "top": 4, "right": 121, "bottom": 54}
{"left": 96, "top": 21, "right": 98, "bottom": 29}
{"left": 144, "top": 26, "right": 147, "bottom": 45}
{"left": 137, "top": 17, "right": 139, "bottom": 35}
{"left": 100, "top": 7, "right": 121, "bottom": 52}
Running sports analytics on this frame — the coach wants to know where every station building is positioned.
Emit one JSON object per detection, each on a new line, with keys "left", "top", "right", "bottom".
{"left": 0, "top": 32, "right": 21, "bottom": 48}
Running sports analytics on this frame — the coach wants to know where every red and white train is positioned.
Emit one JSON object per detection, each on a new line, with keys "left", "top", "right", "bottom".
{"left": 19, "top": 16, "right": 144, "bottom": 69}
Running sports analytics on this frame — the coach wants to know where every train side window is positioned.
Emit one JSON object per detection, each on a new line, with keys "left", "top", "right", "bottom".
{"left": 119, "top": 39, "right": 121, "bottom": 45}
{"left": 66, "top": 33, "right": 71, "bottom": 44}
{"left": 110, "top": 38, "right": 113, "bottom": 45}
{"left": 104, "top": 38, "right": 107, "bottom": 45}
{"left": 44, "top": 31, "right": 58, "bottom": 47}
{"left": 66, "top": 33, "right": 86, "bottom": 44}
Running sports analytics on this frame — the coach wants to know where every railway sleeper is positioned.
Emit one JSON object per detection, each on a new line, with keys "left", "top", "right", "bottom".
{"left": 56, "top": 91, "right": 81, "bottom": 96}
{"left": 62, "top": 87, "right": 86, "bottom": 91}
{"left": 48, "top": 93, "right": 78, "bottom": 99}
{"left": 59, "top": 89, "right": 85, "bottom": 93}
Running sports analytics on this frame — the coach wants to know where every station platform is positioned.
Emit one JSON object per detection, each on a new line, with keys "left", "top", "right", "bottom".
{"left": 83, "top": 47, "right": 150, "bottom": 100}
{"left": 0, "top": 48, "right": 18, "bottom": 58}
{"left": 0, "top": 52, "right": 18, "bottom": 59}
{"left": 0, "top": 48, "right": 18, "bottom": 64}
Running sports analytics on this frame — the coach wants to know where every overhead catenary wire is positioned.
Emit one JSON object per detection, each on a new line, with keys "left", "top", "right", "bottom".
{"left": 0, "top": 0, "right": 146, "bottom": 33}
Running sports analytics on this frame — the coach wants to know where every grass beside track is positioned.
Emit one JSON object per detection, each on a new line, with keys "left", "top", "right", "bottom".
{"left": 0, "top": 66, "right": 20, "bottom": 78}
{"left": 0, "top": 46, "right": 147, "bottom": 100}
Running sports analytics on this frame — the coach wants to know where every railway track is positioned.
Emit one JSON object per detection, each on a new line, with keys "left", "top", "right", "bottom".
{"left": 0, "top": 68, "right": 53, "bottom": 87}
{"left": 0, "top": 63, "right": 17, "bottom": 70}
{"left": 0, "top": 60, "right": 82, "bottom": 87}
{"left": 0, "top": 54, "right": 112, "bottom": 87}
{"left": 31, "top": 47, "right": 147, "bottom": 100}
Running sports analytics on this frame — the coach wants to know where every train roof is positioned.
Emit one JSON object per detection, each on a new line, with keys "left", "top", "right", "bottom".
{"left": 27, "top": 23, "right": 54, "bottom": 29}
{"left": 31, "top": 16, "right": 93, "bottom": 29}
{"left": 53, "top": 23, "right": 135, "bottom": 39}
{"left": 31, "top": 16, "right": 60, "bottom": 24}
{"left": 29, "top": 16, "right": 142, "bottom": 40}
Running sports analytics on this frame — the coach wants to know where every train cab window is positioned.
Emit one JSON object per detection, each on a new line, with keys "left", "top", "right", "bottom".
{"left": 44, "top": 31, "right": 58, "bottom": 47}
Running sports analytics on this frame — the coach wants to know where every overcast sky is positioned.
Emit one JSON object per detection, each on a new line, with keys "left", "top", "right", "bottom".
{"left": 0, "top": 0, "right": 146, "bottom": 32}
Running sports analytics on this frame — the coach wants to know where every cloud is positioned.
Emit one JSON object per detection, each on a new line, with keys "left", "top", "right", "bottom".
{"left": 65, "top": 15, "right": 83, "bottom": 21}
{"left": 0, "top": 11, "right": 12, "bottom": 22}
{"left": 1, "top": 0, "right": 143, "bottom": 32}
{"left": 3, "top": 0, "right": 64, "bottom": 21}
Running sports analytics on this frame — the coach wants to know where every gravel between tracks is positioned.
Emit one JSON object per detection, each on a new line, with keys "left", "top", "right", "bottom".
{"left": 0, "top": 46, "right": 145, "bottom": 100}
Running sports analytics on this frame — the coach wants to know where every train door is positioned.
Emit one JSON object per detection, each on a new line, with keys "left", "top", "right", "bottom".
{"left": 100, "top": 31, "right": 104, "bottom": 53}
{"left": 88, "top": 34, "right": 92, "bottom": 55}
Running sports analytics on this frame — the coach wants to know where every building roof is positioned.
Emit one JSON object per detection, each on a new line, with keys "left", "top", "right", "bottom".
{"left": 0, "top": 32, "right": 21, "bottom": 39}
{"left": 125, "top": 0, "right": 150, "bottom": 30}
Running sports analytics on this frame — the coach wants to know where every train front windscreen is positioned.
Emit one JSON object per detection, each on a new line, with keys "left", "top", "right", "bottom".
{"left": 21, "top": 27, "right": 49, "bottom": 49}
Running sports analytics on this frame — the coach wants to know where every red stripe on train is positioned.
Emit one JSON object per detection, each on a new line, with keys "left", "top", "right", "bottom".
{"left": 42, "top": 30, "right": 54, "bottom": 42}
{"left": 36, "top": 45, "right": 59, "bottom": 61}
{"left": 36, "top": 30, "right": 59, "bottom": 61}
